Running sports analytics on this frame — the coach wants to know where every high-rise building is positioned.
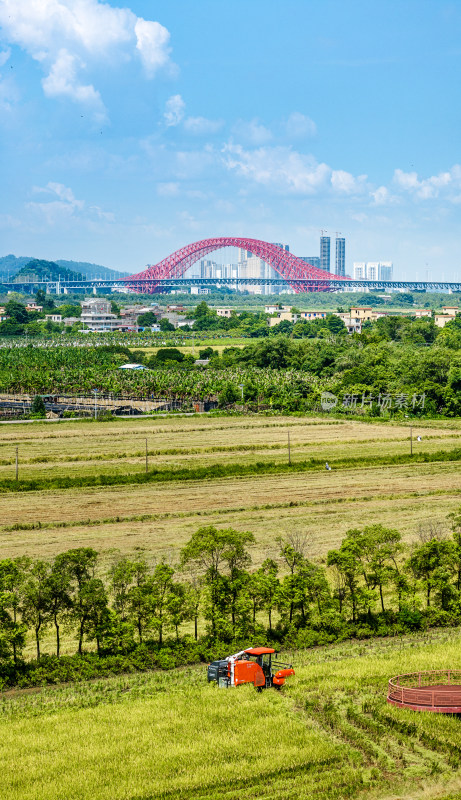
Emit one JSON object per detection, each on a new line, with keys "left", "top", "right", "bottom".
{"left": 335, "top": 237, "right": 346, "bottom": 276}
{"left": 379, "top": 262, "right": 393, "bottom": 281}
{"left": 366, "top": 262, "right": 379, "bottom": 281}
{"left": 320, "top": 235, "right": 330, "bottom": 272}
{"left": 352, "top": 262, "right": 366, "bottom": 280}
{"left": 200, "top": 259, "right": 214, "bottom": 279}
{"left": 301, "top": 256, "right": 321, "bottom": 269}
{"left": 353, "top": 262, "right": 393, "bottom": 281}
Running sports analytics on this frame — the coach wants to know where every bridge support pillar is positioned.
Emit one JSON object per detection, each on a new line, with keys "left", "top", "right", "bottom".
{"left": 93, "top": 286, "right": 97, "bottom": 296}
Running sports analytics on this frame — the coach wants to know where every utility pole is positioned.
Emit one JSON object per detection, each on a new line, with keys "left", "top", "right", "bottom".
{"left": 145, "top": 438, "right": 148, "bottom": 474}
{"left": 288, "top": 431, "right": 291, "bottom": 465}
{"left": 410, "top": 426, "right": 413, "bottom": 456}
{"left": 15, "top": 447, "right": 18, "bottom": 481}
{"left": 94, "top": 389, "right": 97, "bottom": 420}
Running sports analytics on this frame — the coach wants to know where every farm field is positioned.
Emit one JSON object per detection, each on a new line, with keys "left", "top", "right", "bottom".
{"left": 1, "top": 415, "right": 461, "bottom": 482}
{"left": 1, "top": 415, "right": 461, "bottom": 568}
{"left": 3, "top": 629, "right": 461, "bottom": 799}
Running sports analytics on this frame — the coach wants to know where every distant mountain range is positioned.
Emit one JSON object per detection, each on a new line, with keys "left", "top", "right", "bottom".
{"left": 0, "top": 254, "right": 129, "bottom": 282}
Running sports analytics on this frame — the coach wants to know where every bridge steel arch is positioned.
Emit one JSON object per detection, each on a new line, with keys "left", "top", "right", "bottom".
{"left": 125, "top": 237, "right": 350, "bottom": 293}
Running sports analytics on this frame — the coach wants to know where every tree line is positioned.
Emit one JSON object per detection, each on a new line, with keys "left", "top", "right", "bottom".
{"left": 2, "top": 515, "right": 461, "bottom": 667}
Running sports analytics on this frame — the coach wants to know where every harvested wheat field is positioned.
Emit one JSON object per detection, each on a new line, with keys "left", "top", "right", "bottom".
{"left": 1, "top": 414, "right": 460, "bottom": 567}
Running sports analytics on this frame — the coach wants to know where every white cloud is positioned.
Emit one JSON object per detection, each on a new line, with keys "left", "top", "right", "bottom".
{"left": 232, "top": 119, "right": 273, "bottom": 145}
{"left": 223, "top": 144, "right": 329, "bottom": 193}
{"left": 163, "top": 95, "right": 223, "bottom": 135}
{"left": 393, "top": 169, "right": 420, "bottom": 191}
{"left": 393, "top": 166, "right": 461, "bottom": 200}
{"left": 89, "top": 205, "right": 115, "bottom": 222}
{"left": 331, "top": 169, "right": 367, "bottom": 195}
{"left": 42, "top": 49, "right": 105, "bottom": 121}
{"left": 41, "top": 182, "right": 84, "bottom": 208}
{"left": 28, "top": 182, "right": 83, "bottom": 223}
{"left": 183, "top": 116, "right": 223, "bottom": 135}
{"left": 284, "top": 112, "right": 317, "bottom": 139}
{"left": 371, "top": 186, "right": 396, "bottom": 206}
{"left": 134, "top": 18, "right": 171, "bottom": 77}
{"left": 223, "top": 143, "right": 371, "bottom": 198}
{"left": 164, "top": 94, "right": 185, "bottom": 126}
{"left": 0, "top": 0, "right": 172, "bottom": 119}
{"left": 28, "top": 181, "right": 113, "bottom": 226}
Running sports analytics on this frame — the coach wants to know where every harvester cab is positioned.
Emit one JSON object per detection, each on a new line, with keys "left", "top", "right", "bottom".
{"left": 207, "top": 647, "right": 294, "bottom": 690}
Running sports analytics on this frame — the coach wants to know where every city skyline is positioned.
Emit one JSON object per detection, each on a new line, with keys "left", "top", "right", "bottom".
{"left": 0, "top": 1, "right": 460, "bottom": 281}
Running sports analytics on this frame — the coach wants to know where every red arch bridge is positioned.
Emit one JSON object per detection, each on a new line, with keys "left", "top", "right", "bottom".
{"left": 125, "top": 237, "right": 350, "bottom": 294}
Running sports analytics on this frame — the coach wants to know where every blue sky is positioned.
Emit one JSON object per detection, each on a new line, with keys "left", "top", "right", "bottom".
{"left": 0, "top": 0, "right": 460, "bottom": 279}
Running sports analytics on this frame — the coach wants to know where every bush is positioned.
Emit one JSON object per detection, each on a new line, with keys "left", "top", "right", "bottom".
{"left": 30, "top": 395, "right": 46, "bottom": 417}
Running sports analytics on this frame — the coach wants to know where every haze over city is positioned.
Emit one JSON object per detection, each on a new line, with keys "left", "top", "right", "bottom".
{"left": 0, "top": 0, "right": 460, "bottom": 280}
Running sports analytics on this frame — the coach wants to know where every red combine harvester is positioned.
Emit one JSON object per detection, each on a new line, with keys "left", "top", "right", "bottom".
{"left": 207, "top": 647, "right": 295, "bottom": 690}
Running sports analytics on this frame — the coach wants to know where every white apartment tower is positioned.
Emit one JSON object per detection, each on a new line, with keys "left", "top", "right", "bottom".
{"left": 353, "top": 262, "right": 393, "bottom": 281}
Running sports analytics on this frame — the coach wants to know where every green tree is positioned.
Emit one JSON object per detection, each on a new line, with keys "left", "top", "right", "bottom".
{"left": 327, "top": 532, "right": 365, "bottom": 622}
{"left": 0, "top": 558, "right": 29, "bottom": 663}
{"left": 57, "top": 548, "right": 99, "bottom": 654}
{"left": 31, "top": 395, "right": 46, "bottom": 417}
{"left": 277, "top": 534, "right": 307, "bottom": 624}
{"left": 407, "top": 538, "right": 456, "bottom": 608}
{"left": 35, "top": 288, "right": 55, "bottom": 310}
{"left": 199, "top": 346, "right": 214, "bottom": 360}
{"left": 5, "top": 300, "right": 29, "bottom": 324}
{"left": 21, "top": 560, "right": 51, "bottom": 660}
{"left": 357, "top": 525, "right": 403, "bottom": 613}
{"left": 325, "top": 314, "right": 346, "bottom": 334}
{"left": 81, "top": 578, "right": 110, "bottom": 654}
{"left": 258, "top": 559, "right": 280, "bottom": 633}
{"left": 218, "top": 382, "right": 240, "bottom": 407}
{"left": 153, "top": 348, "right": 185, "bottom": 364}
{"left": 137, "top": 311, "right": 157, "bottom": 327}
{"left": 109, "top": 557, "right": 137, "bottom": 621}
{"left": 46, "top": 557, "right": 73, "bottom": 656}
{"left": 149, "top": 561, "right": 175, "bottom": 646}
{"left": 126, "top": 558, "right": 150, "bottom": 643}
{"left": 166, "top": 581, "right": 190, "bottom": 640}
{"left": 181, "top": 526, "right": 254, "bottom": 638}
{"left": 159, "top": 318, "right": 175, "bottom": 331}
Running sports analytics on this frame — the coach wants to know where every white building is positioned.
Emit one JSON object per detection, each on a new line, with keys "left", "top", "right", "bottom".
{"left": 353, "top": 262, "right": 393, "bottom": 282}
{"left": 81, "top": 300, "right": 119, "bottom": 331}
{"left": 191, "top": 286, "right": 210, "bottom": 295}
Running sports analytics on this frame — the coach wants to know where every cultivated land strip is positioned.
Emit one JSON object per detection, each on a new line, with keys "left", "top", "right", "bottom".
{"left": 1, "top": 416, "right": 460, "bottom": 490}
{"left": 1, "top": 461, "right": 460, "bottom": 563}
